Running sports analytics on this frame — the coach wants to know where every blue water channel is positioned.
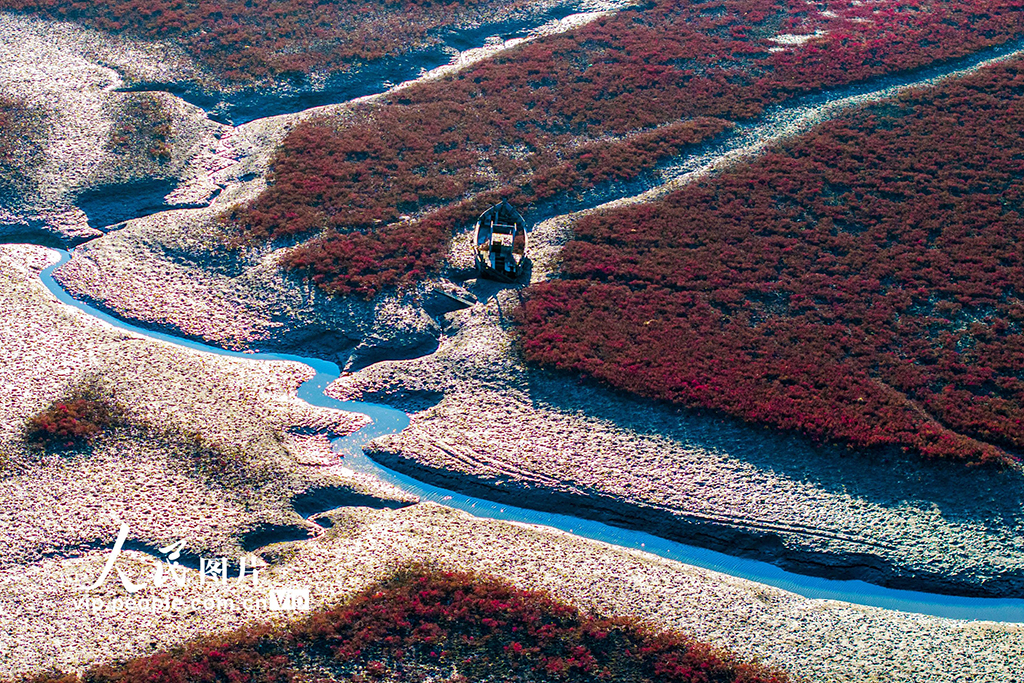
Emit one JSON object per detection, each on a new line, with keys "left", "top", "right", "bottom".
{"left": 36, "top": 248, "right": 1024, "bottom": 623}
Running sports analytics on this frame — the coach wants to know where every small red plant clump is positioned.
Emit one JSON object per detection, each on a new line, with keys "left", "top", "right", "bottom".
{"left": 0, "top": 96, "right": 35, "bottom": 189}
{"left": 25, "top": 397, "right": 115, "bottom": 450}
{"left": 518, "top": 58, "right": 1024, "bottom": 466}
{"left": 232, "top": 0, "right": 1024, "bottom": 298}
{"left": 40, "top": 568, "right": 788, "bottom": 682}
{"left": 75, "top": 624, "right": 292, "bottom": 683}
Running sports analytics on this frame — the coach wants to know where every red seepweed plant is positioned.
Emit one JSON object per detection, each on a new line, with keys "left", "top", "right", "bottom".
{"left": 107, "top": 94, "right": 174, "bottom": 162}
{"left": 518, "top": 58, "right": 1024, "bottom": 466}
{"left": 0, "top": 0, "right": 547, "bottom": 85}
{"left": 230, "top": 0, "right": 1024, "bottom": 297}
{"left": 33, "top": 567, "right": 789, "bottom": 683}
{"left": 24, "top": 380, "right": 121, "bottom": 451}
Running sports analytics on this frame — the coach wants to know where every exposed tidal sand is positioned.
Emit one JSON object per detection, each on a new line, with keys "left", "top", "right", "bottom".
{"left": 0, "top": 243, "right": 411, "bottom": 570}
{"left": 10, "top": 235, "right": 1023, "bottom": 683}
{"left": 0, "top": 13, "right": 224, "bottom": 242}
{"left": 44, "top": 0, "right": 634, "bottom": 356}
{"left": 49, "top": 17, "right": 1024, "bottom": 372}
{"left": 9, "top": 12, "right": 1022, "bottom": 681}
{"left": 0, "top": 503, "right": 1021, "bottom": 682}
{"left": 331, "top": 237, "right": 1024, "bottom": 598}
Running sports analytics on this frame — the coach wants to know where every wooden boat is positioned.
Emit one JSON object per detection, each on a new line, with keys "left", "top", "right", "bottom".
{"left": 474, "top": 200, "right": 528, "bottom": 281}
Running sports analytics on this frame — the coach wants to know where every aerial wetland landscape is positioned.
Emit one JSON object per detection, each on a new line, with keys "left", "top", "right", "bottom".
{"left": 4, "top": 0, "right": 1024, "bottom": 681}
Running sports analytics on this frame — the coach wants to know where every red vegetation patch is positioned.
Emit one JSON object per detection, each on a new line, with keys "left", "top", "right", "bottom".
{"left": 233, "top": 0, "right": 1024, "bottom": 297}
{"left": 241, "top": 116, "right": 731, "bottom": 297}
{"left": 0, "top": 97, "right": 15, "bottom": 161}
{"left": 0, "top": 0, "right": 541, "bottom": 84}
{"left": 38, "top": 568, "right": 788, "bottom": 683}
{"left": 108, "top": 94, "right": 173, "bottom": 162}
{"left": 25, "top": 396, "right": 117, "bottom": 450}
{"left": 518, "top": 59, "right": 1024, "bottom": 465}
{"left": 0, "top": 96, "right": 36, "bottom": 189}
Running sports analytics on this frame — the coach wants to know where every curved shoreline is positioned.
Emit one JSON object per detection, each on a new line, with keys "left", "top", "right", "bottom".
{"left": 33, "top": 247, "right": 1024, "bottom": 623}
{"left": 364, "top": 444, "right": 1024, "bottom": 601}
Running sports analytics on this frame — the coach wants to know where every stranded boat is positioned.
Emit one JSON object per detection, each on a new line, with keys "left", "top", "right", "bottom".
{"left": 474, "top": 200, "right": 528, "bottom": 281}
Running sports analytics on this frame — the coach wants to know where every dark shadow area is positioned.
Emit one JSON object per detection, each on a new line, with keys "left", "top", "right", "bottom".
{"left": 119, "top": 4, "right": 585, "bottom": 126}
{"left": 75, "top": 178, "right": 179, "bottom": 230}
{"left": 461, "top": 262, "right": 534, "bottom": 305}
{"left": 276, "top": 327, "right": 359, "bottom": 360}
{"left": 241, "top": 523, "right": 314, "bottom": 552}
{"left": 0, "top": 224, "right": 76, "bottom": 248}
{"left": 421, "top": 289, "right": 475, "bottom": 318}
{"left": 310, "top": 513, "right": 334, "bottom": 528}
{"left": 342, "top": 388, "right": 445, "bottom": 414}
{"left": 291, "top": 485, "right": 414, "bottom": 519}
{"left": 345, "top": 334, "right": 441, "bottom": 374}
{"left": 367, "top": 443, "right": 1024, "bottom": 598}
{"left": 520, "top": 367, "right": 1024, "bottom": 532}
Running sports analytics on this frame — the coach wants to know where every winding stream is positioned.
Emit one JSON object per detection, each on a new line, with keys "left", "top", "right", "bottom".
{"left": 15, "top": 5, "right": 1024, "bottom": 626}
{"left": 36, "top": 249, "right": 1024, "bottom": 623}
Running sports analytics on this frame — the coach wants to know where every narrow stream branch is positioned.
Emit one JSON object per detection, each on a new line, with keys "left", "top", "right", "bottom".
{"left": 29, "top": 27, "right": 1024, "bottom": 625}
{"left": 32, "top": 248, "right": 1024, "bottom": 623}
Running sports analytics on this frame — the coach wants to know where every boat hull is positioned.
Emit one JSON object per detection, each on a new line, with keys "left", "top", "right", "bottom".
{"left": 474, "top": 200, "right": 528, "bottom": 281}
